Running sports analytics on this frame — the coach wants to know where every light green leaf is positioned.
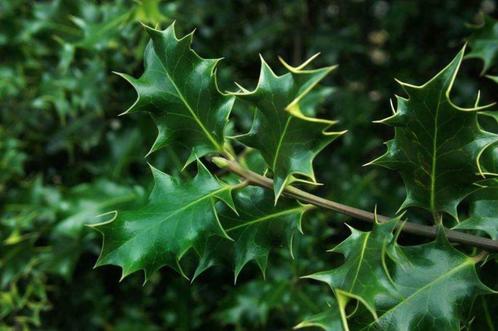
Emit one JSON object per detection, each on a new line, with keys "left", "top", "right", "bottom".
{"left": 370, "top": 47, "right": 498, "bottom": 220}
{"left": 233, "top": 55, "right": 345, "bottom": 200}
{"left": 71, "top": 4, "right": 132, "bottom": 51}
{"left": 117, "top": 23, "right": 234, "bottom": 166}
{"left": 92, "top": 161, "right": 235, "bottom": 281}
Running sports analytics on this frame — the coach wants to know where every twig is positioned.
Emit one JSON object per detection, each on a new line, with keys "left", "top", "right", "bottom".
{"left": 212, "top": 157, "right": 498, "bottom": 252}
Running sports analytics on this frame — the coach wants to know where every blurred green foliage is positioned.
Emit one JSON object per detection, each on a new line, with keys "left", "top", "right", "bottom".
{"left": 1, "top": 0, "right": 497, "bottom": 330}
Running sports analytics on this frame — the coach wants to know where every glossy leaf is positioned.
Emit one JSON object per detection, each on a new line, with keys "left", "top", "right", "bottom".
{"left": 305, "top": 223, "right": 493, "bottom": 331}
{"left": 194, "top": 185, "right": 308, "bottom": 281}
{"left": 233, "top": 55, "right": 345, "bottom": 200}
{"left": 304, "top": 220, "right": 400, "bottom": 321}
{"left": 92, "top": 162, "right": 235, "bottom": 281}
{"left": 118, "top": 23, "right": 234, "bottom": 165}
{"left": 370, "top": 47, "right": 498, "bottom": 219}
{"left": 363, "top": 234, "right": 493, "bottom": 331}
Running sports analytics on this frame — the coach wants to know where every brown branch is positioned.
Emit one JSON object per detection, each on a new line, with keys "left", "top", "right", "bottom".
{"left": 212, "top": 157, "right": 498, "bottom": 252}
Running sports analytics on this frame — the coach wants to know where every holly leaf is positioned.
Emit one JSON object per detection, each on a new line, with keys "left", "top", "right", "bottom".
{"left": 92, "top": 161, "right": 236, "bottom": 281}
{"left": 54, "top": 179, "right": 144, "bottom": 239}
{"left": 194, "top": 185, "right": 308, "bottom": 281}
{"left": 305, "top": 223, "right": 493, "bottom": 330}
{"left": 466, "top": 16, "right": 498, "bottom": 74}
{"left": 476, "top": 109, "right": 498, "bottom": 179}
{"left": 299, "top": 86, "right": 334, "bottom": 117}
{"left": 453, "top": 188, "right": 498, "bottom": 240}
{"left": 71, "top": 5, "right": 132, "bottom": 51}
{"left": 480, "top": 110, "right": 498, "bottom": 131}
{"left": 295, "top": 301, "right": 345, "bottom": 331}
{"left": 216, "top": 277, "right": 328, "bottom": 329}
{"left": 117, "top": 23, "right": 234, "bottom": 165}
{"left": 233, "top": 55, "right": 345, "bottom": 200}
{"left": 0, "top": 127, "right": 25, "bottom": 187}
{"left": 43, "top": 180, "right": 144, "bottom": 279}
{"left": 370, "top": 47, "right": 498, "bottom": 219}
{"left": 361, "top": 234, "right": 493, "bottom": 331}
{"left": 304, "top": 220, "right": 401, "bottom": 321}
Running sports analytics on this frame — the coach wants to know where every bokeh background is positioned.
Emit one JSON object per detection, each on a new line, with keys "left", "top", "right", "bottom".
{"left": 1, "top": 0, "right": 497, "bottom": 330}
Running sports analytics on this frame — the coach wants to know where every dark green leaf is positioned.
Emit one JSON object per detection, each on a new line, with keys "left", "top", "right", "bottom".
{"left": 295, "top": 301, "right": 345, "bottom": 331}
{"left": 370, "top": 48, "right": 498, "bottom": 219}
{"left": 363, "top": 234, "right": 492, "bottom": 331}
{"left": 194, "top": 185, "right": 308, "bottom": 281}
{"left": 233, "top": 55, "right": 345, "bottom": 200}
{"left": 454, "top": 188, "right": 498, "bottom": 240}
{"left": 92, "top": 161, "right": 235, "bottom": 281}
{"left": 304, "top": 223, "right": 493, "bottom": 330}
{"left": 304, "top": 220, "right": 400, "bottom": 320}
{"left": 117, "top": 23, "right": 234, "bottom": 165}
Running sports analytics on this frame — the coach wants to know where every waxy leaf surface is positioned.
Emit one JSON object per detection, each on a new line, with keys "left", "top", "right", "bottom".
{"left": 305, "top": 221, "right": 400, "bottom": 321}
{"left": 304, "top": 223, "right": 493, "bottom": 331}
{"left": 295, "top": 301, "right": 344, "bottom": 331}
{"left": 233, "top": 56, "right": 344, "bottom": 200}
{"left": 363, "top": 235, "right": 492, "bottom": 331}
{"left": 371, "top": 48, "right": 498, "bottom": 219}
{"left": 93, "top": 162, "right": 234, "bottom": 281}
{"left": 118, "top": 23, "right": 234, "bottom": 165}
{"left": 195, "top": 185, "right": 307, "bottom": 281}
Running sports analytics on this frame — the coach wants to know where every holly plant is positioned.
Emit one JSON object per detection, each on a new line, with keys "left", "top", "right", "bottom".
{"left": 91, "top": 22, "right": 498, "bottom": 330}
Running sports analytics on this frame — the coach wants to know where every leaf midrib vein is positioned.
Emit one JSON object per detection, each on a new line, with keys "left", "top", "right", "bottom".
{"left": 349, "top": 233, "right": 370, "bottom": 290}
{"left": 226, "top": 207, "right": 302, "bottom": 232}
{"left": 363, "top": 259, "right": 473, "bottom": 329}
{"left": 272, "top": 116, "right": 292, "bottom": 170}
{"left": 108, "top": 185, "right": 230, "bottom": 253}
{"left": 153, "top": 52, "right": 223, "bottom": 151}
{"left": 430, "top": 94, "right": 442, "bottom": 214}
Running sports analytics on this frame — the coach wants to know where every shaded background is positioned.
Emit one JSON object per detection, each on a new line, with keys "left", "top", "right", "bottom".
{"left": 1, "top": 0, "right": 497, "bottom": 330}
